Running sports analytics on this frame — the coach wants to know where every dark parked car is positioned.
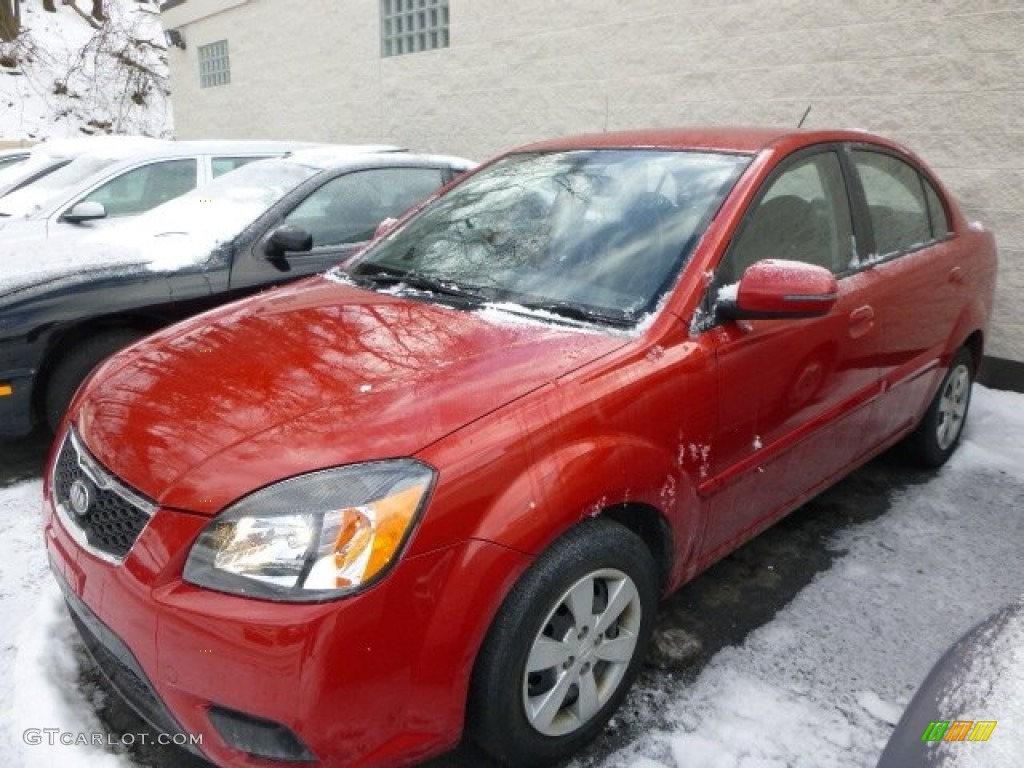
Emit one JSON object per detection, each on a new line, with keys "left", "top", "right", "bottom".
{"left": 44, "top": 128, "right": 995, "bottom": 768}
{"left": 0, "top": 147, "right": 473, "bottom": 434}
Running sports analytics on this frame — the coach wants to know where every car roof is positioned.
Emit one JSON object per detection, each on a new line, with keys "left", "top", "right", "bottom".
{"left": 17, "top": 138, "right": 321, "bottom": 167}
{"left": 58, "top": 138, "right": 321, "bottom": 163}
{"left": 27, "top": 135, "right": 170, "bottom": 160}
{"left": 284, "top": 144, "right": 409, "bottom": 169}
{"left": 284, "top": 146, "right": 473, "bottom": 172}
{"left": 171, "top": 139, "right": 326, "bottom": 155}
{"left": 514, "top": 127, "right": 905, "bottom": 156}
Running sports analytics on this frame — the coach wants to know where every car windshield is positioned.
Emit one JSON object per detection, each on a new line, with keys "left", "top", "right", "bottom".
{"left": 94, "top": 157, "right": 321, "bottom": 264}
{"left": 0, "top": 155, "right": 70, "bottom": 198}
{"left": 0, "top": 154, "right": 27, "bottom": 175}
{"left": 348, "top": 149, "right": 749, "bottom": 325}
{"left": 0, "top": 154, "right": 126, "bottom": 217}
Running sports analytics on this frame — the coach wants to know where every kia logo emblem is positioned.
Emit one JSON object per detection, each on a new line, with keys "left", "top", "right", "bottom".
{"left": 68, "top": 479, "right": 92, "bottom": 518}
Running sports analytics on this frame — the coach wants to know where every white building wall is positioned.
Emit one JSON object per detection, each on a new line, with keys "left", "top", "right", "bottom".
{"left": 163, "top": 0, "right": 1023, "bottom": 362}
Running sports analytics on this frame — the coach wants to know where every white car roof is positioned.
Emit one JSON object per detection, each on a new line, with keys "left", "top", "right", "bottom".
{"left": 285, "top": 146, "right": 474, "bottom": 173}
{"left": 27, "top": 135, "right": 170, "bottom": 161}
{"left": 282, "top": 144, "right": 408, "bottom": 169}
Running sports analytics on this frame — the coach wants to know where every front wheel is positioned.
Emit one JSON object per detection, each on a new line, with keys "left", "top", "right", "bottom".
{"left": 468, "top": 518, "right": 658, "bottom": 767}
{"left": 901, "top": 347, "right": 974, "bottom": 468}
{"left": 43, "top": 329, "right": 145, "bottom": 433}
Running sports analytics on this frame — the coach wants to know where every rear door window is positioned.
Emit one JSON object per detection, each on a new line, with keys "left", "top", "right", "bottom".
{"left": 852, "top": 150, "right": 932, "bottom": 258}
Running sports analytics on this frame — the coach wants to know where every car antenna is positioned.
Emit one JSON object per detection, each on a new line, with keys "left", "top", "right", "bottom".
{"left": 797, "top": 105, "right": 812, "bottom": 128}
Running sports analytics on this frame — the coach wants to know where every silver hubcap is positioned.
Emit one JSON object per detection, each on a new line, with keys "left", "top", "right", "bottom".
{"left": 936, "top": 364, "right": 970, "bottom": 450}
{"left": 522, "top": 568, "right": 642, "bottom": 737}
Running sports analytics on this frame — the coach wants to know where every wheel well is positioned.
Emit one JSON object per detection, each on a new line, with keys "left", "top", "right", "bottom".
{"left": 601, "top": 503, "right": 673, "bottom": 592}
{"left": 962, "top": 331, "right": 984, "bottom": 376}
{"left": 32, "top": 317, "right": 161, "bottom": 419}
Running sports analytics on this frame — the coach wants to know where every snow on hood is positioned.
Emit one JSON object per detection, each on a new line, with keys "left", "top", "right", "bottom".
{"left": 0, "top": 230, "right": 146, "bottom": 299}
{"left": 0, "top": 226, "right": 194, "bottom": 300}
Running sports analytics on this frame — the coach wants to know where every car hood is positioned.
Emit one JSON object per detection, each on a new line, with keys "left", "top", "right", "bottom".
{"left": 75, "top": 277, "right": 629, "bottom": 514}
{"left": 0, "top": 226, "right": 224, "bottom": 301}
{"left": 0, "top": 216, "right": 47, "bottom": 235}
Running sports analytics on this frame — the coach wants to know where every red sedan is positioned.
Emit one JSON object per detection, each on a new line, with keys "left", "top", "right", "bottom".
{"left": 43, "top": 128, "right": 996, "bottom": 767}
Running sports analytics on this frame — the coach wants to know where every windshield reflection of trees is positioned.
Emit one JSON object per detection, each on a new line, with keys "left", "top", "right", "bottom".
{"left": 355, "top": 150, "right": 748, "bottom": 320}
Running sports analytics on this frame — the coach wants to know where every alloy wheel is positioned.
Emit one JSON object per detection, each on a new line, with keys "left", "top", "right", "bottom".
{"left": 522, "top": 568, "right": 642, "bottom": 737}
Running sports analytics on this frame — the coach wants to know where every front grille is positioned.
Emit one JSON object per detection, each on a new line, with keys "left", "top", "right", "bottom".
{"left": 52, "top": 429, "right": 156, "bottom": 562}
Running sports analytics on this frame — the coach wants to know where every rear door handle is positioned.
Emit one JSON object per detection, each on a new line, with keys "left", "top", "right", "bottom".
{"left": 848, "top": 305, "right": 874, "bottom": 338}
{"left": 949, "top": 266, "right": 966, "bottom": 285}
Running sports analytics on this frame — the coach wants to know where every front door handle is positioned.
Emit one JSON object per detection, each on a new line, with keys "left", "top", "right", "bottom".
{"left": 848, "top": 305, "right": 875, "bottom": 338}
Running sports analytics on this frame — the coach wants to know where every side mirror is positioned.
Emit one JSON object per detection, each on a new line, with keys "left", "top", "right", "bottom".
{"left": 264, "top": 224, "right": 313, "bottom": 259}
{"left": 373, "top": 217, "right": 399, "bottom": 239}
{"left": 718, "top": 259, "right": 838, "bottom": 321}
{"left": 62, "top": 201, "right": 107, "bottom": 223}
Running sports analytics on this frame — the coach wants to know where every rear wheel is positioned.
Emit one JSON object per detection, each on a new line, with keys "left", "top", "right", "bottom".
{"left": 468, "top": 518, "right": 657, "bottom": 767}
{"left": 901, "top": 347, "right": 973, "bottom": 468}
{"left": 43, "top": 329, "right": 144, "bottom": 433}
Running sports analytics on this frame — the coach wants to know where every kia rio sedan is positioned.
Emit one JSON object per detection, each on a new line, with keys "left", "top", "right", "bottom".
{"left": 43, "top": 128, "right": 996, "bottom": 768}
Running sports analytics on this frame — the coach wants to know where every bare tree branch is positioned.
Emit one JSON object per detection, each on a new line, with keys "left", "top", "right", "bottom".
{"left": 61, "top": 0, "right": 102, "bottom": 29}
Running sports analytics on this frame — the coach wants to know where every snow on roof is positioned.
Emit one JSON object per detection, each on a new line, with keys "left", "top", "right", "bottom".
{"left": 286, "top": 144, "right": 409, "bottom": 169}
{"left": 28, "top": 135, "right": 170, "bottom": 160}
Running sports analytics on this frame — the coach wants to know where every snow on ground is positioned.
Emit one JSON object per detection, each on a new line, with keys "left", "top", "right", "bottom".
{"left": 0, "top": 386, "right": 1022, "bottom": 767}
{"left": 577, "top": 385, "right": 1024, "bottom": 768}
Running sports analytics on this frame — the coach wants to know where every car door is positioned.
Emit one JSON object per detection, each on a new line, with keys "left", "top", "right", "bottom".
{"left": 50, "top": 158, "right": 199, "bottom": 234}
{"left": 228, "top": 165, "right": 451, "bottom": 292}
{"left": 699, "top": 147, "right": 884, "bottom": 560}
{"left": 846, "top": 148, "right": 963, "bottom": 442}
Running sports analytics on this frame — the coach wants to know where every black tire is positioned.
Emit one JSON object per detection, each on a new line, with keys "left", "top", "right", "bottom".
{"left": 468, "top": 518, "right": 658, "bottom": 767}
{"left": 43, "top": 329, "right": 145, "bottom": 433}
{"left": 900, "top": 347, "right": 974, "bottom": 468}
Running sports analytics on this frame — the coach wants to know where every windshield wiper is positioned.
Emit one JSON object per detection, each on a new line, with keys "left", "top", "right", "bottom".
{"left": 512, "top": 300, "right": 635, "bottom": 328}
{"left": 352, "top": 268, "right": 485, "bottom": 305}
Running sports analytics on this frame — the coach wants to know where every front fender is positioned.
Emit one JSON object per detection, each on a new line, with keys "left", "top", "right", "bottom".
{"left": 468, "top": 431, "right": 698, "bottom": 566}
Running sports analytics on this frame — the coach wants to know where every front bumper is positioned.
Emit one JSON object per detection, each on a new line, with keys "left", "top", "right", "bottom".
{"left": 43, "top": 456, "right": 530, "bottom": 767}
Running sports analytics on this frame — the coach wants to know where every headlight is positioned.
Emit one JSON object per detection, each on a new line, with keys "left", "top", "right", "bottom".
{"left": 183, "top": 460, "right": 434, "bottom": 601}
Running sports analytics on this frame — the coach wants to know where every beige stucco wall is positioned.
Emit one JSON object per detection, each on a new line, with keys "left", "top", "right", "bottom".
{"left": 164, "top": 0, "right": 1023, "bottom": 362}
